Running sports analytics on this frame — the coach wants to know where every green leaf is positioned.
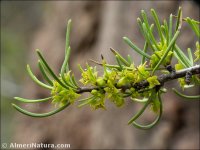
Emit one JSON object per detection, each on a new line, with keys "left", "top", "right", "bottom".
{"left": 194, "top": 41, "right": 200, "bottom": 62}
{"left": 78, "top": 96, "right": 95, "bottom": 107}
{"left": 174, "top": 45, "right": 192, "bottom": 67}
{"left": 141, "top": 42, "right": 148, "bottom": 64}
{"left": 187, "top": 48, "right": 193, "bottom": 66}
{"left": 172, "top": 88, "right": 200, "bottom": 99}
{"left": 71, "top": 74, "right": 80, "bottom": 88}
{"left": 141, "top": 23, "right": 157, "bottom": 52}
{"left": 131, "top": 97, "right": 148, "bottom": 103}
{"left": 61, "top": 19, "right": 72, "bottom": 74}
{"left": 61, "top": 71, "right": 77, "bottom": 89}
{"left": 123, "top": 37, "right": 151, "bottom": 59}
{"left": 175, "top": 7, "right": 182, "bottom": 31}
{"left": 26, "top": 64, "right": 53, "bottom": 90}
{"left": 141, "top": 10, "right": 160, "bottom": 51}
{"left": 115, "top": 55, "right": 123, "bottom": 70}
{"left": 185, "top": 17, "right": 200, "bottom": 38}
{"left": 163, "top": 19, "right": 169, "bottom": 45}
{"left": 36, "top": 49, "right": 68, "bottom": 89}
{"left": 169, "top": 14, "right": 173, "bottom": 41}
{"left": 12, "top": 102, "right": 70, "bottom": 117}
{"left": 137, "top": 17, "right": 146, "bottom": 38}
{"left": 61, "top": 46, "right": 72, "bottom": 86}
{"left": 147, "top": 76, "right": 160, "bottom": 88}
{"left": 152, "top": 30, "right": 180, "bottom": 75}
{"left": 110, "top": 48, "right": 130, "bottom": 66}
{"left": 14, "top": 97, "right": 52, "bottom": 103}
{"left": 132, "top": 91, "right": 163, "bottom": 130}
{"left": 127, "top": 54, "right": 132, "bottom": 64}
{"left": 38, "top": 60, "right": 53, "bottom": 86}
{"left": 128, "top": 97, "right": 151, "bottom": 124}
{"left": 151, "top": 9, "right": 164, "bottom": 44}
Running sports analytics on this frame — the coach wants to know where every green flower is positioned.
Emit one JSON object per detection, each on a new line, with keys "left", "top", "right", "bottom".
{"left": 51, "top": 79, "right": 80, "bottom": 106}
{"left": 150, "top": 50, "right": 173, "bottom": 68}
{"left": 104, "top": 80, "right": 124, "bottom": 107}
{"left": 79, "top": 64, "right": 98, "bottom": 85}
{"left": 147, "top": 76, "right": 160, "bottom": 88}
{"left": 175, "top": 62, "right": 184, "bottom": 71}
{"left": 90, "top": 89, "right": 106, "bottom": 110}
{"left": 96, "top": 77, "right": 106, "bottom": 87}
{"left": 117, "top": 69, "right": 137, "bottom": 87}
{"left": 137, "top": 62, "right": 150, "bottom": 81}
{"left": 175, "top": 62, "right": 186, "bottom": 89}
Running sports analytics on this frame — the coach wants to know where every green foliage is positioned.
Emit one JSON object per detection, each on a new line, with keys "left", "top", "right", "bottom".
{"left": 51, "top": 76, "right": 80, "bottom": 106}
{"left": 13, "top": 7, "right": 200, "bottom": 130}
{"left": 194, "top": 41, "right": 200, "bottom": 62}
{"left": 79, "top": 64, "right": 98, "bottom": 85}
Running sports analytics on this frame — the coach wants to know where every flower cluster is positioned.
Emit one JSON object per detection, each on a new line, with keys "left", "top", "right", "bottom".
{"left": 51, "top": 75, "right": 80, "bottom": 106}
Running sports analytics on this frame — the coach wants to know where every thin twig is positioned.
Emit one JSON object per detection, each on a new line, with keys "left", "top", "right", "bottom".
{"left": 77, "top": 65, "right": 200, "bottom": 93}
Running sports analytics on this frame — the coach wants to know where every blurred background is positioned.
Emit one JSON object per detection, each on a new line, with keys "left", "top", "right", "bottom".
{"left": 1, "top": 1, "right": 199, "bottom": 149}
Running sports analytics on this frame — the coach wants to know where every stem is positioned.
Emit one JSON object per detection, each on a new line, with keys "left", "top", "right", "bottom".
{"left": 77, "top": 65, "right": 200, "bottom": 93}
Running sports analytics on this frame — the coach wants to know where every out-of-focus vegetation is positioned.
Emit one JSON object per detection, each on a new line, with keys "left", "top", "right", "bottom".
{"left": 1, "top": 1, "right": 45, "bottom": 143}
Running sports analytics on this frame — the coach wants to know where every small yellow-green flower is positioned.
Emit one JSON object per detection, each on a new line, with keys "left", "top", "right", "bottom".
{"left": 147, "top": 76, "right": 160, "bottom": 88}
{"left": 51, "top": 80, "right": 80, "bottom": 106}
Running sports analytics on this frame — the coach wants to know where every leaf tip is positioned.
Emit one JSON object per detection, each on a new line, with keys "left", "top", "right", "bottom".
{"left": 123, "top": 37, "right": 128, "bottom": 41}
{"left": 11, "top": 103, "right": 17, "bottom": 107}
{"left": 150, "top": 8, "right": 154, "bottom": 12}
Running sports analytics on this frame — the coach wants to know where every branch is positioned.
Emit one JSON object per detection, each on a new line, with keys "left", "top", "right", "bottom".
{"left": 77, "top": 65, "right": 200, "bottom": 93}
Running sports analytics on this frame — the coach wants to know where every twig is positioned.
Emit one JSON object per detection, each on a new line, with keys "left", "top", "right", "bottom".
{"left": 77, "top": 65, "right": 200, "bottom": 93}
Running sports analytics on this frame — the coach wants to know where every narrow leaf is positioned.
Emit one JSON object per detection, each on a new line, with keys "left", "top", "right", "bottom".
{"left": 14, "top": 97, "right": 51, "bottom": 103}
{"left": 115, "top": 55, "right": 123, "bottom": 70}
{"left": 186, "top": 17, "right": 200, "bottom": 37}
{"left": 187, "top": 48, "right": 193, "bottom": 66}
{"left": 36, "top": 49, "right": 68, "bottom": 89}
{"left": 110, "top": 48, "right": 130, "bottom": 66}
{"left": 174, "top": 45, "right": 192, "bottom": 67}
{"left": 132, "top": 91, "right": 163, "bottom": 130}
{"left": 151, "top": 9, "right": 164, "bottom": 44}
{"left": 131, "top": 97, "right": 148, "bottom": 103}
{"left": 38, "top": 61, "right": 53, "bottom": 86}
{"left": 78, "top": 97, "right": 95, "bottom": 107}
{"left": 141, "top": 42, "right": 148, "bottom": 64}
{"left": 152, "top": 30, "right": 180, "bottom": 75}
{"left": 163, "top": 20, "right": 169, "bottom": 45}
{"left": 128, "top": 97, "right": 151, "bottom": 124}
{"left": 26, "top": 64, "right": 53, "bottom": 90}
{"left": 61, "top": 19, "right": 72, "bottom": 73}
{"left": 123, "top": 37, "right": 151, "bottom": 59}
{"left": 127, "top": 55, "right": 132, "bottom": 64}
{"left": 172, "top": 88, "right": 200, "bottom": 99}
{"left": 169, "top": 14, "right": 173, "bottom": 41}
{"left": 12, "top": 102, "right": 70, "bottom": 117}
{"left": 175, "top": 7, "right": 182, "bottom": 31}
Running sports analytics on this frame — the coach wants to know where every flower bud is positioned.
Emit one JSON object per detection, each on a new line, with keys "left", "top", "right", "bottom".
{"left": 96, "top": 77, "right": 106, "bottom": 86}
{"left": 117, "top": 77, "right": 126, "bottom": 87}
{"left": 91, "top": 89, "right": 98, "bottom": 95}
